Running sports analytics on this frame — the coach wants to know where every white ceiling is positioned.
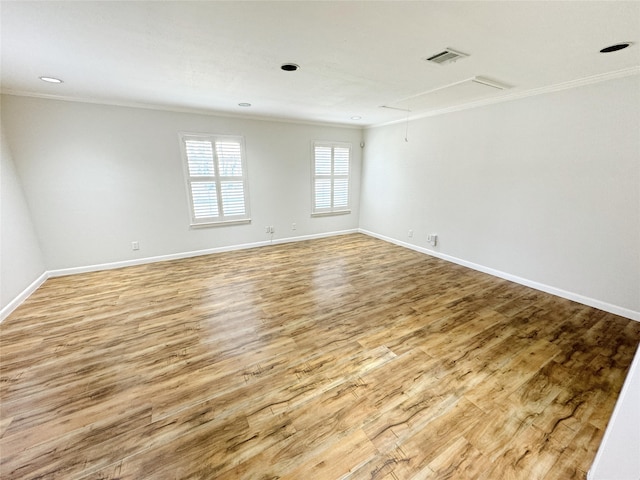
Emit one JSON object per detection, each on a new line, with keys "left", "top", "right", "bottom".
{"left": 2, "top": 1, "right": 639, "bottom": 126}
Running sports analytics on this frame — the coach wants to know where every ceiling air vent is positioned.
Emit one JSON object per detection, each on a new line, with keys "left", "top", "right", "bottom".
{"left": 426, "top": 48, "right": 468, "bottom": 65}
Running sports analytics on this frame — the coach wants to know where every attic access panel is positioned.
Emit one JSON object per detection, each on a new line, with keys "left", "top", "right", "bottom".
{"left": 385, "top": 76, "right": 511, "bottom": 113}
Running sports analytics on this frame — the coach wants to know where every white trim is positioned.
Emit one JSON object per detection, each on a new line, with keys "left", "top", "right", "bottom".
{"left": 311, "top": 210, "right": 351, "bottom": 217}
{"left": 371, "top": 67, "right": 640, "bottom": 128}
{"left": 359, "top": 229, "right": 640, "bottom": 322}
{"left": 3, "top": 68, "right": 637, "bottom": 130}
{"left": 0, "top": 271, "right": 49, "bottom": 323}
{"left": 2, "top": 230, "right": 358, "bottom": 319}
{"left": 6, "top": 228, "right": 636, "bottom": 323}
{"left": 47, "top": 229, "right": 358, "bottom": 278}
{"left": 0, "top": 91, "right": 363, "bottom": 130}
{"left": 189, "top": 219, "right": 252, "bottom": 228}
{"left": 48, "top": 243, "right": 270, "bottom": 277}
{"left": 269, "top": 229, "right": 357, "bottom": 246}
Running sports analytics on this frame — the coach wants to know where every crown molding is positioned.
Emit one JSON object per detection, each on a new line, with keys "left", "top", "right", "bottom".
{"left": 0, "top": 90, "right": 363, "bottom": 130}
{"left": 2, "top": 66, "right": 638, "bottom": 130}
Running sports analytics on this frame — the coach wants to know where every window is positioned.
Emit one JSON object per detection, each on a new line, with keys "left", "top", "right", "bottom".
{"left": 312, "top": 142, "right": 351, "bottom": 215}
{"left": 180, "top": 134, "right": 250, "bottom": 226}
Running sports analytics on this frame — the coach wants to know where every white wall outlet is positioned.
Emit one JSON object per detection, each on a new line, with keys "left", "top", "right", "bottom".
{"left": 427, "top": 234, "right": 438, "bottom": 247}
{"left": 269, "top": 226, "right": 275, "bottom": 234}
{"left": 408, "top": 229, "right": 413, "bottom": 238}
{"left": 265, "top": 226, "right": 271, "bottom": 233}
{"left": 131, "top": 241, "right": 140, "bottom": 251}
{"left": 292, "top": 223, "right": 296, "bottom": 231}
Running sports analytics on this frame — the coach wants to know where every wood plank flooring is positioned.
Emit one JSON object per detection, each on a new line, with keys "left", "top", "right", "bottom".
{"left": 1, "top": 233, "right": 639, "bottom": 479}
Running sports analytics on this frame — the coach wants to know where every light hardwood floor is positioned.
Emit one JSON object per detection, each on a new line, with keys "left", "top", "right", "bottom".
{"left": 1, "top": 233, "right": 639, "bottom": 479}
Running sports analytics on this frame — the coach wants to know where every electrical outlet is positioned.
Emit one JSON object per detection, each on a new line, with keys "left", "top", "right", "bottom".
{"left": 427, "top": 234, "right": 438, "bottom": 247}
{"left": 408, "top": 229, "right": 413, "bottom": 238}
{"left": 265, "top": 226, "right": 270, "bottom": 233}
{"left": 131, "top": 241, "right": 139, "bottom": 251}
{"left": 269, "top": 226, "right": 275, "bottom": 234}
{"left": 292, "top": 223, "right": 296, "bottom": 231}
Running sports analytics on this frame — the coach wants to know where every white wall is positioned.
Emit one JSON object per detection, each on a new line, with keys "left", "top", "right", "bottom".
{"left": 0, "top": 124, "right": 46, "bottom": 313}
{"left": 588, "top": 346, "right": 640, "bottom": 480}
{"left": 3, "top": 76, "right": 640, "bottom": 319}
{"left": 360, "top": 75, "right": 640, "bottom": 317}
{"left": 1, "top": 96, "right": 362, "bottom": 271}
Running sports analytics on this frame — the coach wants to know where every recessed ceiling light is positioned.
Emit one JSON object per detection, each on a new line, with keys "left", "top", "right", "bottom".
{"left": 238, "top": 102, "right": 252, "bottom": 107}
{"left": 39, "top": 76, "right": 63, "bottom": 84}
{"left": 351, "top": 116, "right": 362, "bottom": 120}
{"left": 281, "top": 63, "right": 299, "bottom": 72}
{"left": 600, "top": 43, "right": 631, "bottom": 53}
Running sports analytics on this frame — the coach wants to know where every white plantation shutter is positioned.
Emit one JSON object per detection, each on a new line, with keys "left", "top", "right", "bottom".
{"left": 315, "top": 179, "right": 332, "bottom": 209}
{"left": 313, "top": 142, "right": 351, "bottom": 215}
{"left": 191, "top": 182, "right": 219, "bottom": 218}
{"left": 181, "top": 134, "right": 250, "bottom": 226}
{"left": 333, "top": 178, "right": 349, "bottom": 208}
{"left": 333, "top": 147, "right": 349, "bottom": 175}
{"left": 315, "top": 146, "right": 332, "bottom": 175}
{"left": 220, "top": 181, "right": 245, "bottom": 216}
{"left": 216, "top": 142, "right": 243, "bottom": 176}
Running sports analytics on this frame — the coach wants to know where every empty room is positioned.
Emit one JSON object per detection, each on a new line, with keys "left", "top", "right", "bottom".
{"left": 1, "top": 1, "right": 639, "bottom": 479}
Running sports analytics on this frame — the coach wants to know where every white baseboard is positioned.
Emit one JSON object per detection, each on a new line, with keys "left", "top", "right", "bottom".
{"left": 270, "top": 229, "right": 358, "bottom": 246}
{"left": 3, "top": 229, "right": 358, "bottom": 322}
{"left": 47, "top": 229, "right": 358, "bottom": 278}
{"left": 359, "top": 229, "right": 640, "bottom": 322}
{"left": 6, "top": 228, "right": 636, "bottom": 324}
{"left": 1, "top": 271, "right": 49, "bottom": 322}
{"left": 47, "top": 241, "right": 273, "bottom": 277}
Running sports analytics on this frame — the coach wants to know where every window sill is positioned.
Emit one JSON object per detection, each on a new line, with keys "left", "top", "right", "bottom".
{"left": 311, "top": 210, "right": 351, "bottom": 218}
{"left": 190, "top": 218, "right": 251, "bottom": 229}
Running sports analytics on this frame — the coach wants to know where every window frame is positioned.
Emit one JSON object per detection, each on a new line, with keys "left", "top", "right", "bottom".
{"left": 179, "top": 132, "right": 251, "bottom": 228}
{"left": 311, "top": 141, "right": 352, "bottom": 217}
